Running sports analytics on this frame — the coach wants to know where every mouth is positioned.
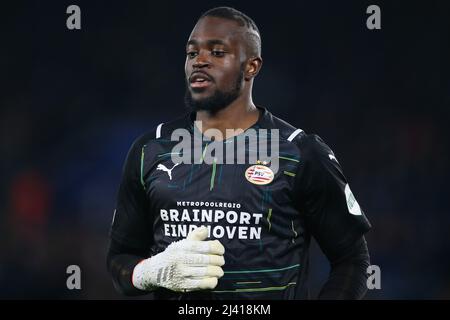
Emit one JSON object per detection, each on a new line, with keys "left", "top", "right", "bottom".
{"left": 189, "top": 72, "right": 213, "bottom": 89}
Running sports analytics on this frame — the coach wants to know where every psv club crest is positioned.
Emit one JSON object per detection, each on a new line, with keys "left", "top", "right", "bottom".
{"left": 245, "top": 161, "right": 274, "bottom": 185}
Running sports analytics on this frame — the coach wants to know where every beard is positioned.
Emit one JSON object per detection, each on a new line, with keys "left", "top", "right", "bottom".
{"left": 184, "top": 66, "right": 244, "bottom": 114}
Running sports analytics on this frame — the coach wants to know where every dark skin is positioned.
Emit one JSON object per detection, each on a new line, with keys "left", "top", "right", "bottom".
{"left": 185, "top": 16, "right": 262, "bottom": 140}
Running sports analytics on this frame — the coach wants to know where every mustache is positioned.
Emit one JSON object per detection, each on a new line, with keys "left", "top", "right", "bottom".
{"left": 188, "top": 70, "right": 214, "bottom": 83}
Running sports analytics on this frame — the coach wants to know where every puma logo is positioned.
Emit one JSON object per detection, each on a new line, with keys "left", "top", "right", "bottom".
{"left": 156, "top": 163, "right": 180, "bottom": 180}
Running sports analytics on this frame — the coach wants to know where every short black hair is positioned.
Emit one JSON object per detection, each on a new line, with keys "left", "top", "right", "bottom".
{"left": 199, "top": 7, "right": 261, "bottom": 57}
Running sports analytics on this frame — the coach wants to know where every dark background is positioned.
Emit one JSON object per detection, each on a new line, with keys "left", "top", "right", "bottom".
{"left": 1, "top": 0, "right": 449, "bottom": 299}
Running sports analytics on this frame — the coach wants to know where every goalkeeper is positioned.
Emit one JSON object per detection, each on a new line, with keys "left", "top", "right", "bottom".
{"left": 107, "top": 7, "right": 371, "bottom": 299}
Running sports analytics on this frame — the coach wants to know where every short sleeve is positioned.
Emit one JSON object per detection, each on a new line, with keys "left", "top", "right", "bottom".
{"left": 294, "top": 134, "right": 371, "bottom": 259}
{"left": 110, "top": 136, "right": 153, "bottom": 250}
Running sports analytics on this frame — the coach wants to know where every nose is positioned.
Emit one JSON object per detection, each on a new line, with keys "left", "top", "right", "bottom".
{"left": 193, "top": 51, "right": 211, "bottom": 69}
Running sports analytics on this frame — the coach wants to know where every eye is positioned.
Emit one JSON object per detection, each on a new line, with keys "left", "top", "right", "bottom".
{"left": 186, "top": 51, "right": 198, "bottom": 59}
{"left": 211, "top": 50, "right": 225, "bottom": 57}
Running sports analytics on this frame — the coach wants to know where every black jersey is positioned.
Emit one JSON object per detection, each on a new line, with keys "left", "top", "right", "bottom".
{"left": 110, "top": 106, "right": 371, "bottom": 299}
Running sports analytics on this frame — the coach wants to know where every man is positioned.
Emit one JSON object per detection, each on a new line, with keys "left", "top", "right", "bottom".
{"left": 107, "top": 7, "right": 371, "bottom": 300}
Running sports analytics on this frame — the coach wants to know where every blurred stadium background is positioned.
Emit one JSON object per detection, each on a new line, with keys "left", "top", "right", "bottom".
{"left": 1, "top": 0, "right": 449, "bottom": 299}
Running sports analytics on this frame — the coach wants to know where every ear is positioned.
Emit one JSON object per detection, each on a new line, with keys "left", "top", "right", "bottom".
{"left": 244, "top": 57, "right": 263, "bottom": 81}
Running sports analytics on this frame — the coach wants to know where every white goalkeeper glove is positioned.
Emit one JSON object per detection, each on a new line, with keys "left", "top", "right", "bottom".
{"left": 132, "top": 226, "right": 225, "bottom": 292}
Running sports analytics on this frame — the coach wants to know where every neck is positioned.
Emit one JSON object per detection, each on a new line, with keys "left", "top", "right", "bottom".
{"left": 195, "top": 90, "right": 260, "bottom": 140}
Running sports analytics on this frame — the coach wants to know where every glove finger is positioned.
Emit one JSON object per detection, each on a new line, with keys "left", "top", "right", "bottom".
{"left": 183, "top": 277, "right": 218, "bottom": 291}
{"left": 186, "top": 226, "right": 208, "bottom": 241}
{"left": 177, "top": 240, "right": 210, "bottom": 253}
{"left": 182, "top": 253, "right": 225, "bottom": 266}
{"left": 182, "top": 253, "right": 210, "bottom": 265}
{"left": 209, "top": 240, "right": 225, "bottom": 255}
{"left": 178, "top": 240, "right": 225, "bottom": 255}
{"left": 183, "top": 266, "right": 224, "bottom": 278}
{"left": 208, "top": 254, "right": 225, "bottom": 266}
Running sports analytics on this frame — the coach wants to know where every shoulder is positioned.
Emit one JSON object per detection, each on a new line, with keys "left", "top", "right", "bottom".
{"left": 128, "top": 112, "right": 192, "bottom": 152}
{"left": 260, "top": 109, "right": 306, "bottom": 142}
{"left": 263, "top": 109, "right": 335, "bottom": 161}
{"left": 264, "top": 110, "right": 330, "bottom": 149}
